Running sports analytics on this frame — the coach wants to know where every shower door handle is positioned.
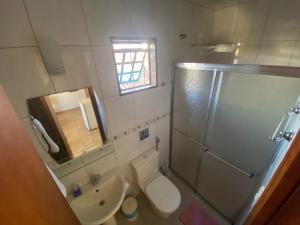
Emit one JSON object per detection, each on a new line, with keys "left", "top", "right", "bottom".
{"left": 269, "top": 111, "right": 290, "bottom": 141}
{"left": 269, "top": 107, "right": 299, "bottom": 142}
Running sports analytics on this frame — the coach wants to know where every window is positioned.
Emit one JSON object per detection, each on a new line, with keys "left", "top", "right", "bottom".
{"left": 111, "top": 38, "right": 157, "bottom": 95}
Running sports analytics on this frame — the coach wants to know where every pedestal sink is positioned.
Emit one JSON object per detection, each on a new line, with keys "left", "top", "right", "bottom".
{"left": 69, "top": 174, "right": 128, "bottom": 225}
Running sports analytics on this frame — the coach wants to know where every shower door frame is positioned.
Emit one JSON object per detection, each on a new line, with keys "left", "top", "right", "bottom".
{"left": 170, "top": 63, "right": 300, "bottom": 171}
{"left": 244, "top": 131, "right": 300, "bottom": 225}
{"left": 170, "top": 62, "right": 300, "bottom": 182}
{"left": 174, "top": 63, "right": 300, "bottom": 78}
{"left": 169, "top": 62, "right": 300, "bottom": 221}
{"left": 170, "top": 66, "right": 218, "bottom": 189}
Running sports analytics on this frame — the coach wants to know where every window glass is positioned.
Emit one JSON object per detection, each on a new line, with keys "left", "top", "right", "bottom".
{"left": 111, "top": 38, "right": 157, "bottom": 95}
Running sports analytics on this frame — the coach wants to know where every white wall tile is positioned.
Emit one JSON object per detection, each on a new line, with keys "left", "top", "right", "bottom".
{"left": 207, "top": 52, "right": 235, "bottom": 64}
{"left": 192, "top": 7, "right": 213, "bottom": 44}
{"left": 113, "top": 132, "right": 139, "bottom": 195}
{"left": 114, "top": 133, "right": 139, "bottom": 179}
{"left": 233, "top": 0, "right": 269, "bottom": 43}
{"left": 124, "top": 0, "right": 154, "bottom": 37}
{"left": 153, "top": 0, "right": 175, "bottom": 45}
{"left": 213, "top": 0, "right": 239, "bottom": 9}
{"left": 60, "top": 167, "right": 89, "bottom": 193}
{"left": 0, "top": 47, "right": 54, "bottom": 117}
{"left": 156, "top": 115, "right": 170, "bottom": 167}
{"left": 82, "top": 0, "right": 131, "bottom": 45}
{"left": 174, "top": 0, "right": 194, "bottom": 44}
{"left": 256, "top": 41, "right": 296, "bottom": 66}
{"left": 233, "top": 44, "right": 259, "bottom": 64}
{"left": 99, "top": 153, "right": 118, "bottom": 174}
{"left": 50, "top": 46, "right": 100, "bottom": 93}
{"left": 156, "top": 84, "right": 171, "bottom": 116}
{"left": 24, "top": 0, "right": 89, "bottom": 45}
{"left": 92, "top": 46, "right": 119, "bottom": 98}
{"left": 104, "top": 95, "right": 136, "bottom": 136}
{"left": 191, "top": 47, "right": 209, "bottom": 62}
{"left": 85, "top": 153, "right": 117, "bottom": 175}
{"left": 210, "top": 0, "right": 300, "bottom": 68}
{"left": 0, "top": 0, "right": 36, "bottom": 47}
{"left": 189, "top": 0, "right": 213, "bottom": 8}
{"left": 157, "top": 45, "right": 172, "bottom": 84}
{"left": 212, "top": 6, "right": 238, "bottom": 44}
{"left": 134, "top": 88, "right": 157, "bottom": 124}
{"left": 114, "top": 132, "right": 139, "bottom": 165}
{"left": 172, "top": 45, "right": 193, "bottom": 64}
{"left": 262, "top": 0, "right": 300, "bottom": 41}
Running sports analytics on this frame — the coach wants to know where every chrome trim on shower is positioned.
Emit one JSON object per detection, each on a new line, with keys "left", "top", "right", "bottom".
{"left": 203, "top": 148, "right": 254, "bottom": 178}
{"left": 269, "top": 111, "right": 291, "bottom": 141}
{"left": 194, "top": 69, "right": 219, "bottom": 188}
{"left": 176, "top": 63, "right": 300, "bottom": 78}
{"left": 173, "top": 127, "right": 203, "bottom": 145}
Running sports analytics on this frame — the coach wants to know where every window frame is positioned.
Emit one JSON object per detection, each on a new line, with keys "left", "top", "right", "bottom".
{"left": 111, "top": 37, "right": 158, "bottom": 96}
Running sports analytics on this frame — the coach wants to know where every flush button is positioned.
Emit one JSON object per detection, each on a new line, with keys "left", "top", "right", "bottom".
{"left": 139, "top": 128, "right": 149, "bottom": 141}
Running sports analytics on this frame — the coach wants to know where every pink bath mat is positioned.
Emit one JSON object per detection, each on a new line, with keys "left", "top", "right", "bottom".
{"left": 179, "top": 201, "right": 220, "bottom": 225}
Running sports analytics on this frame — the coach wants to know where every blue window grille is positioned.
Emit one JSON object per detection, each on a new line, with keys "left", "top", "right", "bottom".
{"left": 114, "top": 50, "right": 147, "bottom": 84}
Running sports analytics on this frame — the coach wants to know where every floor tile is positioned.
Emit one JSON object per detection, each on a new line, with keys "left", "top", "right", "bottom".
{"left": 116, "top": 174, "right": 231, "bottom": 225}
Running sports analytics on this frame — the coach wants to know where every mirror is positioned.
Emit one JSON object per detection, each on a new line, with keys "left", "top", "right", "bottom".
{"left": 28, "top": 87, "right": 107, "bottom": 164}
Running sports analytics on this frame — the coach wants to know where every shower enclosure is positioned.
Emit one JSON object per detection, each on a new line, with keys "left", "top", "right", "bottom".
{"left": 170, "top": 63, "right": 300, "bottom": 222}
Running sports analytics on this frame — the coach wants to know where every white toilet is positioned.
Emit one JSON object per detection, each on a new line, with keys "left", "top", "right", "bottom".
{"left": 131, "top": 149, "right": 181, "bottom": 218}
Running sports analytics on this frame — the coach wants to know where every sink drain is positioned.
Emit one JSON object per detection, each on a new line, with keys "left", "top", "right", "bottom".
{"left": 99, "top": 200, "right": 105, "bottom": 206}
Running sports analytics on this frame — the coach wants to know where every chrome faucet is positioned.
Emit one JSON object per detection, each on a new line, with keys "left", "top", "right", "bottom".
{"left": 90, "top": 174, "right": 101, "bottom": 186}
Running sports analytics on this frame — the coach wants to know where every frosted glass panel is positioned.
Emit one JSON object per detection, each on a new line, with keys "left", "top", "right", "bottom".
{"left": 171, "top": 129, "right": 202, "bottom": 186}
{"left": 173, "top": 69, "right": 214, "bottom": 142}
{"left": 196, "top": 152, "right": 255, "bottom": 220}
{"left": 206, "top": 72, "right": 300, "bottom": 174}
{"left": 171, "top": 63, "right": 300, "bottom": 223}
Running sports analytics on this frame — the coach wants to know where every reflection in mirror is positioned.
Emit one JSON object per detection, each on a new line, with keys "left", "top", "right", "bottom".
{"left": 28, "top": 87, "right": 107, "bottom": 164}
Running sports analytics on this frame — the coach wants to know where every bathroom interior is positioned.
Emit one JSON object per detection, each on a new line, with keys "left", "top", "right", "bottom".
{"left": 0, "top": 0, "right": 300, "bottom": 225}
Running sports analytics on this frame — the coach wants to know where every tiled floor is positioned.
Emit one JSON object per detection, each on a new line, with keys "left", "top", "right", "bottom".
{"left": 116, "top": 174, "right": 231, "bottom": 225}
{"left": 56, "top": 108, "right": 103, "bottom": 157}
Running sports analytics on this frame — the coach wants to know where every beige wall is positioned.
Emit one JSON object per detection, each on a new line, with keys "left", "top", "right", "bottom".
{"left": 207, "top": 0, "right": 300, "bottom": 66}
{"left": 0, "top": 0, "right": 212, "bottom": 194}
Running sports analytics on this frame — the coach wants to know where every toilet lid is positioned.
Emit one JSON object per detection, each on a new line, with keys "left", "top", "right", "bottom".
{"left": 145, "top": 175, "right": 181, "bottom": 213}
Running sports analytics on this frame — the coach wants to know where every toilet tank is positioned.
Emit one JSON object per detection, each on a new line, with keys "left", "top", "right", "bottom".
{"left": 131, "top": 149, "right": 159, "bottom": 190}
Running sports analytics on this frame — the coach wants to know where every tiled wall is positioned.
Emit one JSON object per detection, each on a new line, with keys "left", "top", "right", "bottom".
{"left": 0, "top": 0, "right": 212, "bottom": 195}
{"left": 207, "top": 0, "right": 300, "bottom": 66}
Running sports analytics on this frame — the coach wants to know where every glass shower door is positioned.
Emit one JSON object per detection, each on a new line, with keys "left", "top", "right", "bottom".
{"left": 171, "top": 68, "right": 215, "bottom": 186}
{"left": 196, "top": 71, "right": 300, "bottom": 221}
{"left": 204, "top": 72, "right": 300, "bottom": 173}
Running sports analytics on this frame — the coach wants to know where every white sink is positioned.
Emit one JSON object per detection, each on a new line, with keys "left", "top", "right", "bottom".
{"left": 69, "top": 174, "right": 128, "bottom": 225}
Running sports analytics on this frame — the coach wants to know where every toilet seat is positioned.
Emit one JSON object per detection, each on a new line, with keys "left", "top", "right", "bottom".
{"left": 145, "top": 175, "right": 181, "bottom": 214}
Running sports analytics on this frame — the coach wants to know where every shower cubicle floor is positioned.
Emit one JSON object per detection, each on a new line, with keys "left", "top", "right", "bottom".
{"left": 116, "top": 174, "right": 231, "bottom": 225}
